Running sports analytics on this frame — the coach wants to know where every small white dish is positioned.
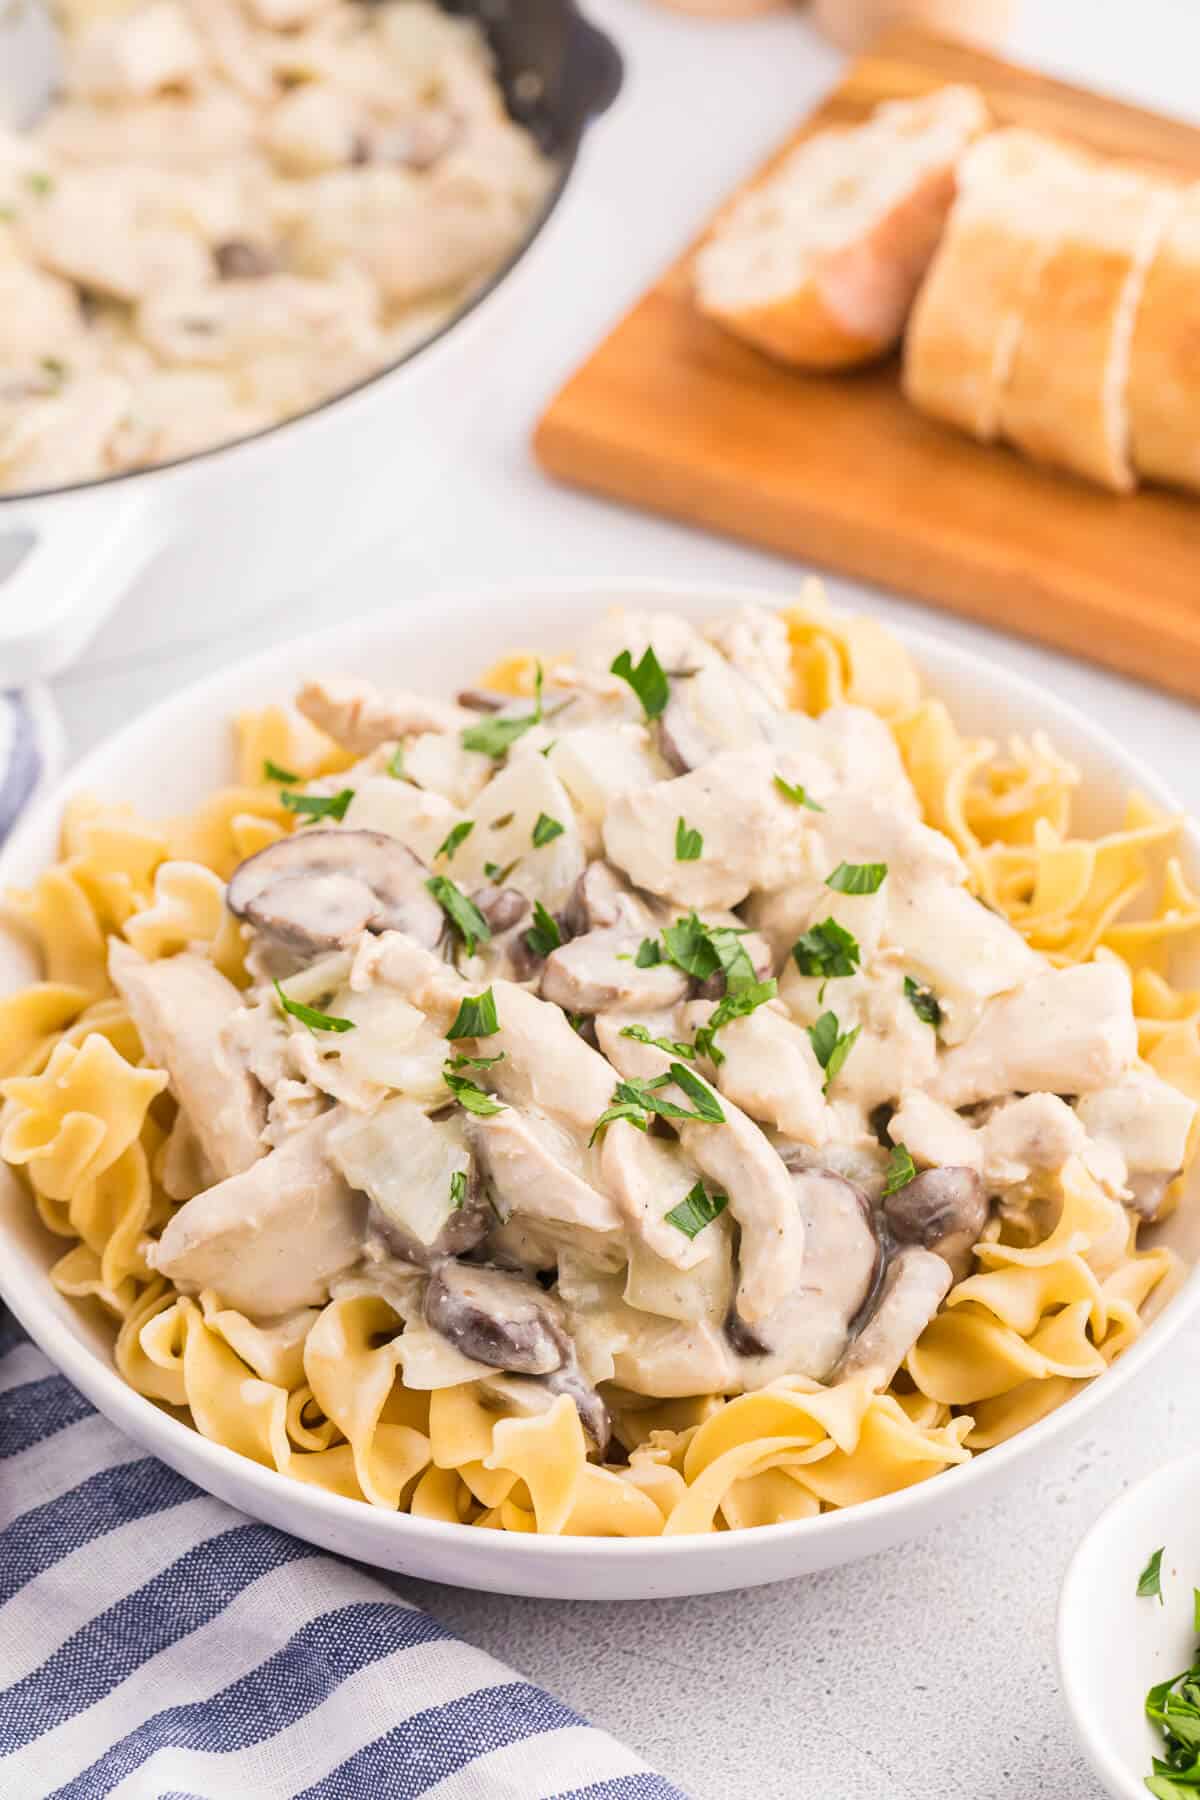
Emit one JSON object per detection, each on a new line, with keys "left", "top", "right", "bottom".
{"left": 1059, "top": 1454, "right": 1200, "bottom": 1798}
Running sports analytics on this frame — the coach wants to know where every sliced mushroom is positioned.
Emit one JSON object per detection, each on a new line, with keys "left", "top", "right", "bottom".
{"left": 564, "top": 860, "right": 631, "bottom": 935}
{"left": 836, "top": 1246, "right": 953, "bottom": 1390}
{"left": 542, "top": 932, "right": 689, "bottom": 1015}
{"left": 546, "top": 1364, "right": 611, "bottom": 1452}
{"left": 424, "top": 1261, "right": 567, "bottom": 1377}
{"left": 734, "top": 1172, "right": 879, "bottom": 1379}
{"left": 474, "top": 884, "right": 529, "bottom": 935}
{"left": 883, "top": 1166, "right": 988, "bottom": 1278}
{"left": 214, "top": 239, "right": 278, "bottom": 279}
{"left": 227, "top": 829, "right": 443, "bottom": 955}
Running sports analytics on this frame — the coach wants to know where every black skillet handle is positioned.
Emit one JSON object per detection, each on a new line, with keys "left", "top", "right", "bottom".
{"left": 569, "top": 5, "right": 624, "bottom": 119}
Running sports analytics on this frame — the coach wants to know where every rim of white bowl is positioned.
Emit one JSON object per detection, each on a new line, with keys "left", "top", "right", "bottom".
{"left": 1057, "top": 1449, "right": 1200, "bottom": 1800}
{"left": 3, "top": 576, "right": 1199, "bottom": 1563}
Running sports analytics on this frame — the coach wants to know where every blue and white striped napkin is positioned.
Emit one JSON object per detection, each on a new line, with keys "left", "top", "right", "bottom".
{"left": 0, "top": 709, "right": 690, "bottom": 1800}
{"left": 0, "top": 1316, "right": 689, "bottom": 1800}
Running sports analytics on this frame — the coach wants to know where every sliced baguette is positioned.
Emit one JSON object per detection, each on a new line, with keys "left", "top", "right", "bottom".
{"left": 693, "top": 85, "right": 989, "bottom": 370}
{"left": 996, "top": 164, "right": 1176, "bottom": 492}
{"left": 902, "top": 128, "right": 1087, "bottom": 442}
{"left": 1128, "top": 184, "right": 1200, "bottom": 493}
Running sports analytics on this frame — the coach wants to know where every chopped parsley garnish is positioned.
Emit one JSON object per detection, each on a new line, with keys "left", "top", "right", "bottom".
{"left": 532, "top": 812, "right": 564, "bottom": 848}
{"left": 665, "top": 1180, "right": 729, "bottom": 1241}
{"left": 524, "top": 900, "right": 562, "bottom": 959}
{"left": 483, "top": 859, "right": 518, "bottom": 883}
{"left": 791, "top": 918, "right": 860, "bottom": 987}
{"left": 693, "top": 979, "right": 778, "bottom": 1066}
{"left": 675, "top": 817, "right": 703, "bottom": 862}
{"left": 449, "top": 1170, "right": 467, "bottom": 1210}
{"left": 27, "top": 171, "right": 53, "bottom": 196}
{"left": 773, "top": 774, "right": 824, "bottom": 811}
{"left": 490, "top": 811, "right": 515, "bottom": 830}
{"left": 634, "top": 937, "right": 663, "bottom": 968}
{"left": 461, "top": 664, "right": 544, "bottom": 758}
{"left": 273, "top": 980, "right": 355, "bottom": 1034}
{"left": 660, "top": 913, "right": 756, "bottom": 993}
{"left": 446, "top": 987, "right": 499, "bottom": 1040}
{"left": 387, "top": 745, "right": 409, "bottom": 781}
{"left": 1139, "top": 1547, "right": 1167, "bottom": 1605}
{"left": 281, "top": 787, "right": 354, "bottom": 822}
{"left": 442, "top": 1068, "right": 506, "bottom": 1115}
{"left": 445, "top": 1050, "right": 505, "bottom": 1070}
{"left": 426, "top": 876, "right": 492, "bottom": 956}
{"left": 610, "top": 644, "right": 669, "bottom": 721}
{"left": 435, "top": 819, "right": 474, "bottom": 862}
{"left": 263, "top": 758, "right": 300, "bottom": 784}
{"left": 589, "top": 1063, "right": 725, "bottom": 1144}
{"left": 620, "top": 1023, "right": 697, "bottom": 1060}
{"left": 882, "top": 1143, "right": 917, "bottom": 1198}
{"left": 807, "top": 1010, "right": 861, "bottom": 1093}
{"left": 1138, "top": 1553, "right": 1200, "bottom": 1796}
{"left": 826, "top": 860, "right": 888, "bottom": 895}
{"left": 39, "top": 356, "right": 67, "bottom": 388}
{"left": 904, "top": 975, "right": 942, "bottom": 1029}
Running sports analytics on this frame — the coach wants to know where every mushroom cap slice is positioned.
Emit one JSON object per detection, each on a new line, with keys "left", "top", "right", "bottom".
{"left": 424, "top": 1261, "right": 567, "bottom": 1377}
{"left": 227, "top": 829, "right": 443, "bottom": 955}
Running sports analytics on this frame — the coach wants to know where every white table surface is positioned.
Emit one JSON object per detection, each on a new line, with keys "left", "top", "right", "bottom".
{"left": 48, "top": 3, "right": 1200, "bottom": 1795}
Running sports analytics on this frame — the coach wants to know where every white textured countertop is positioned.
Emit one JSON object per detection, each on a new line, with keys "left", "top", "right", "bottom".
{"left": 50, "top": 2, "right": 1200, "bottom": 1795}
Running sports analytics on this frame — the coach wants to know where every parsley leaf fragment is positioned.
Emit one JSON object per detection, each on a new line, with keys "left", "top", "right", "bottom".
{"left": 532, "top": 812, "right": 564, "bottom": 848}
{"left": 442, "top": 1068, "right": 506, "bottom": 1115}
{"left": 588, "top": 1064, "right": 724, "bottom": 1144}
{"left": 807, "top": 1010, "right": 860, "bottom": 1093}
{"left": 665, "top": 1180, "right": 728, "bottom": 1241}
{"left": 274, "top": 980, "right": 355, "bottom": 1034}
{"left": 904, "top": 975, "right": 942, "bottom": 1028}
{"left": 281, "top": 787, "right": 354, "bottom": 822}
{"left": 436, "top": 819, "right": 474, "bottom": 861}
{"left": 826, "top": 860, "right": 888, "bottom": 895}
{"left": 461, "top": 664, "right": 544, "bottom": 758}
{"left": 524, "top": 899, "right": 562, "bottom": 959}
{"left": 1140, "top": 1547, "right": 1167, "bottom": 1605}
{"left": 773, "top": 774, "right": 824, "bottom": 811}
{"left": 263, "top": 758, "right": 300, "bottom": 784}
{"left": 426, "top": 876, "right": 492, "bottom": 956}
{"left": 791, "top": 918, "right": 860, "bottom": 985}
{"left": 387, "top": 746, "right": 409, "bottom": 781}
{"left": 446, "top": 987, "right": 499, "bottom": 1040}
{"left": 675, "top": 817, "right": 703, "bottom": 862}
{"left": 882, "top": 1143, "right": 917, "bottom": 1198}
{"left": 620, "top": 1023, "right": 697, "bottom": 1060}
{"left": 693, "top": 979, "right": 778, "bottom": 1067}
{"left": 634, "top": 937, "right": 662, "bottom": 968}
{"left": 610, "top": 645, "right": 669, "bottom": 721}
{"left": 449, "top": 1170, "right": 467, "bottom": 1209}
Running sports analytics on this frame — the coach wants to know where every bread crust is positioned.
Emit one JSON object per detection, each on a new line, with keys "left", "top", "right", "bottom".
{"left": 902, "top": 130, "right": 1083, "bottom": 441}
{"left": 1129, "top": 187, "right": 1200, "bottom": 493}
{"left": 694, "top": 88, "right": 988, "bottom": 371}
{"left": 997, "top": 169, "right": 1174, "bottom": 492}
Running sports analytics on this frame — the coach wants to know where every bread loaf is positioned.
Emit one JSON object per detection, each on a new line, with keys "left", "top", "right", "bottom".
{"left": 997, "top": 163, "right": 1176, "bottom": 491}
{"left": 902, "top": 129, "right": 1085, "bottom": 441}
{"left": 1128, "top": 185, "right": 1200, "bottom": 493}
{"left": 692, "top": 85, "right": 988, "bottom": 370}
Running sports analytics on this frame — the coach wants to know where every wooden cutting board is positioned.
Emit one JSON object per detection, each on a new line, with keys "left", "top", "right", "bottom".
{"left": 534, "top": 26, "right": 1200, "bottom": 701}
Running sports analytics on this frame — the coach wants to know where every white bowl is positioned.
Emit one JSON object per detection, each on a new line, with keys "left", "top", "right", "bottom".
{"left": 1059, "top": 1454, "right": 1200, "bottom": 1798}
{"left": 4, "top": 579, "right": 1200, "bottom": 1601}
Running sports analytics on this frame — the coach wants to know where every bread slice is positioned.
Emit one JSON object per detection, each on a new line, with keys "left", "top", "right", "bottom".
{"left": 902, "top": 128, "right": 1087, "bottom": 442}
{"left": 996, "top": 163, "right": 1176, "bottom": 492}
{"left": 1128, "top": 184, "right": 1200, "bottom": 493}
{"left": 692, "top": 85, "right": 989, "bottom": 370}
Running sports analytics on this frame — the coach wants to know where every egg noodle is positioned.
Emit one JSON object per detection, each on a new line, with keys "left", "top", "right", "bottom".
{"left": 3, "top": 583, "right": 1198, "bottom": 1536}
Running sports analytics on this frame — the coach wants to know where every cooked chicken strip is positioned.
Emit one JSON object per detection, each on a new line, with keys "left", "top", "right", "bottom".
{"left": 681, "top": 998, "right": 830, "bottom": 1147}
{"left": 837, "top": 1246, "right": 953, "bottom": 1390}
{"left": 150, "top": 1113, "right": 366, "bottom": 1316}
{"left": 931, "top": 962, "right": 1137, "bottom": 1108}
{"left": 297, "top": 675, "right": 472, "bottom": 753}
{"left": 109, "top": 940, "right": 266, "bottom": 1181}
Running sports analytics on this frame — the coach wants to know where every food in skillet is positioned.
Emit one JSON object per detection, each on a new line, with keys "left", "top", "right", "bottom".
{"left": 0, "top": 0, "right": 552, "bottom": 491}
{"left": 3, "top": 590, "right": 1198, "bottom": 1534}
